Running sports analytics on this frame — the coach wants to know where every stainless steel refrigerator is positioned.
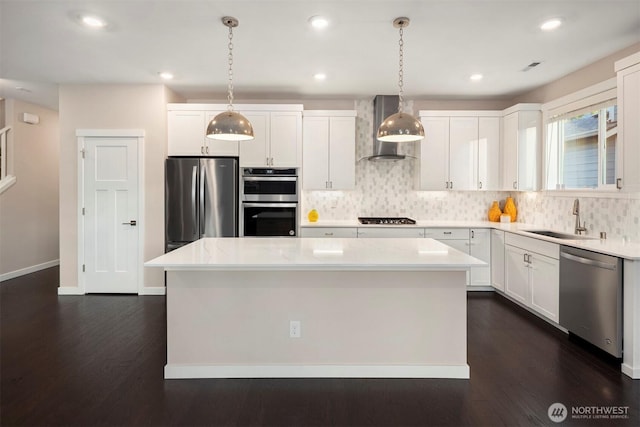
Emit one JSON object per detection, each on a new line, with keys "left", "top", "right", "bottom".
{"left": 165, "top": 157, "right": 238, "bottom": 252}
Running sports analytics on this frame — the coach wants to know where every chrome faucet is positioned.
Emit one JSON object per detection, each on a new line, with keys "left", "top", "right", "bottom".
{"left": 573, "top": 199, "right": 587, "bottom": 235}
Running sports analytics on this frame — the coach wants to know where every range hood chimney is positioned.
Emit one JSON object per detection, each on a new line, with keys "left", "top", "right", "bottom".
{"left": 368, "top": 95, "right": 406, "bottom": 161}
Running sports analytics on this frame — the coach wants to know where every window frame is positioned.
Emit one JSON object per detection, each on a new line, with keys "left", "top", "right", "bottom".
{"left": 0, "top": 125, "right": 16, "bottom": 194}
{"left": 542, "top": 78, "right": 620, "bottom": 192}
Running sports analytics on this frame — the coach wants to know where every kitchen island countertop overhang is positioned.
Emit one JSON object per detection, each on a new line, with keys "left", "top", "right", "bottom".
{"left": 146, "top": 237, "right": 485, "bottom": 380}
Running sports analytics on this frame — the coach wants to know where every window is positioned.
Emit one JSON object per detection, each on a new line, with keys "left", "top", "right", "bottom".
{"left": 545, "top": 99, "right": 618, "bottom": 190}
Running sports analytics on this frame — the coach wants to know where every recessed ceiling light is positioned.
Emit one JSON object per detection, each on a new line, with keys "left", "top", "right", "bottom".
{"left": 314, "top": 73, "right": 327, "bottom": 81}
{"left": 470, "top": 74, "right": 483, "bottom": 81}
{"left": 309, "top": 16, "right": 329, "bottom": 30}
{"left": 540, "top": 18, "right": 562, "bottom": 31}
{"left": 159, "top": 72, "right": 174, "bottom": 80}
{"left": 81, "top": 15, "right": 107, "bottom": 28}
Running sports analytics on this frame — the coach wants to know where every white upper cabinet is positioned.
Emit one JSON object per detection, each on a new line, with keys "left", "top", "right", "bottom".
{"left": 204, "top": 110, "right": 239, "bottom": 156}
{"left": 168, "top": 110, "right": 206, "bottom": 156}
{"left": 166, "top": 104, "right": 302, "bottom": 165}
{"left": 501, "top": 104, "right": 541, "bottom": 191}
{"left": 302, "top": 111, "right": 357, "bottom": 190}
{"left": 615, "top": 52, "right": 640, "bottom": 192}
{"left": 238, "top": 111, "right": 270, "bottom": 165}
{"left": 478, "top": 117, "right": 501, "bottom": 190}
{"left": 449, "top": 117, "right": 478, "bottom": 191}
{"left": 240, "top": 110, "right": 302, "bottom": 167}
{"left": 270, "top": 111, "right": 303, "bottom": 167}
{"left": 167, "top": 106, "right": 238, "bottom": 156}
{"left": 417, "top": 111, "right": 501, "bottom": 191}
{"left": 417, "top": 116, "right": 449, "bottom": 190}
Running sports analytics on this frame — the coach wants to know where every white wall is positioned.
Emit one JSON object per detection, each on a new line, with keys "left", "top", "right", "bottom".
{"left": 58, "top": 84, "right": 182, "bottom": 291}
{"left": 0, "top": 99, "right": 60, "bottom": 279}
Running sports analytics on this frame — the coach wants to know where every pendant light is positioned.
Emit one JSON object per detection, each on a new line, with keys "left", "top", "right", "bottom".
{"left": 377, "top": 17, "right": 425, "bottom": 143}
{"left": 206, "top": 16, "right": 254, "bottom": 141}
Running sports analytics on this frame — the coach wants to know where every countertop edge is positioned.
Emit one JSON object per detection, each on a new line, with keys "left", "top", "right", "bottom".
{"left": 300, "top": 221, "right": 640, "bottom": 260}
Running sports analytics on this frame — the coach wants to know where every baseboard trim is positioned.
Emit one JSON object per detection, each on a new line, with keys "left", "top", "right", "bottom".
{"left": 164, "top": 364, "right": 470, "bottom": 379}
{"left": 621, "top": 363, "right": 640, "bottom": 379}
{"left": 57, "top": 286, "right": 84, "bottom": 295}
{"left": 139, "top": 286, "right": 166, "bottom": 295}
{"left": 1, "top": 259, "right": 59, "bottom": 282}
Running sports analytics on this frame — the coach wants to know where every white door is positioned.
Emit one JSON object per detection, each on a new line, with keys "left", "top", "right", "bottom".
{"left": 83, "top": 136, "right": 139, "bottom": 293}
{"left": 504, "top": 245, "right": 529, "bottom": 305}
{"left": 239, "top": 111, "right": 270, "bottom": 167}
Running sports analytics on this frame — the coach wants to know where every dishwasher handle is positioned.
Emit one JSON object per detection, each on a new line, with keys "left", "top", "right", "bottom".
{"left": 560, "top": 251, "right": 617, "bottom": 271}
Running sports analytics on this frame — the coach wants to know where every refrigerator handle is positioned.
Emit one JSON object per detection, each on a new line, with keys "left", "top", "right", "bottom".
{"left": 199, "top": 163, "right": 206, "bottom": 238}
{"left": 191, "top": 165, "right": 198, "bottom": 237}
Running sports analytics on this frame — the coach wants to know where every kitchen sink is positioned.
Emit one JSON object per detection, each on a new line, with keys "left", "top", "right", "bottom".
{"left": 522, "top": 230, "right": 598, "bottom": 240}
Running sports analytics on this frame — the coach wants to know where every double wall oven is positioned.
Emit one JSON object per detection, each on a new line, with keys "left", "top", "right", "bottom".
{"left": 241, "top": 168, "right": 299, "bottom": 237}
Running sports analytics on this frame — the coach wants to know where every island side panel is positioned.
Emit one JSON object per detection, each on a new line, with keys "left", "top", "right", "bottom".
{"left": 165, "top": 269, "right": 468, "bottom": 378}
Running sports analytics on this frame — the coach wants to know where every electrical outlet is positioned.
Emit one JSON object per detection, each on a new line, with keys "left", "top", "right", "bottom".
{"left": 289, "top": 320, "right": 301, "bottom": 338}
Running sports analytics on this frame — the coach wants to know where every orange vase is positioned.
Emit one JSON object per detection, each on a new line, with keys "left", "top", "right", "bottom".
{"left": 488, "top": 201, "right": 502, "bottom": 222}
{"left": 504, "top": 197, "right": 517, "bottom": 222}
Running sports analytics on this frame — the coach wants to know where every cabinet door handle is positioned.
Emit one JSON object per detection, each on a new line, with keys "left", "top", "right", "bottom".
{"left": 443, "top": 231, "right": 452, "bottom": 235}
{"left": 478, "top": 182, "right": 483, "bottom": 190}
{"left": 616, "top": 178, "right": 622, "bottom": 189}
{"left": 450, "top": 181, "right": 454, "bottom": 189}
{"left": 324, "top": 232, "right": 334, "bottom": 236}
{"left": 206, "top": 146, "right": 209, "bottom": 154}
{"left": 513, "top": 181, "right": 517, "bottom": 189}
{"left": 523, "top": 253, "right": 528, "bottom": 263}
{"left": 201, "top": 146, "right": 205, "bottom": 155}
{"left": 445, "top": 181, "right": 449, "bottom": 189}
{"left": 266, "top": 157, "right": 270, "bottom": 166}
{"left": 471, "top": 230, "right": 475, "bottom": 239}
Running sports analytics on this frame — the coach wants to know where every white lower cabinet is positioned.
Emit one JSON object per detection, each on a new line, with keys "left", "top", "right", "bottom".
{"left": 469, "top": 229, "right": 491, "bottom": 287}
{"left": 504, "top": 233, "right": 559, "bottom": 322}
{"left": 299, "top": 227, "right": 357, "bottom": 238}
{"left": 490, "top": 229, "right": 505, "bottom": 292}
{"left": 529, "top": 253, "right": 560, "bottom": 323}
{"left": 356, "top": 228, "right": 425, "bottom": 238}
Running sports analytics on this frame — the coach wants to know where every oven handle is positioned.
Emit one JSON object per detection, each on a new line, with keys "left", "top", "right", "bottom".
{"left": 242, "top": 203, "right": 298, "bottom": 208}
{"left": 242, "top": 176, "right": 297, "bottom": 182}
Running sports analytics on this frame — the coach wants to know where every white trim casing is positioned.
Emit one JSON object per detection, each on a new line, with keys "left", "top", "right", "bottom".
{"left": 0, "top": 259, "right": 59, "bottom": 282}
{"left": 622, "top": 259, "right": 640, "bottom": 379}
{"left": 138, "top": 286, "right": 166, "bottom": 296}
{"left": 164, "top": 364, "right": 470, "bottom": 380}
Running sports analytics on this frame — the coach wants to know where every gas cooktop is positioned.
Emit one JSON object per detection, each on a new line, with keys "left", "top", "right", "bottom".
{"left": 357, "top": 217, "right": 416, "bottom": 225}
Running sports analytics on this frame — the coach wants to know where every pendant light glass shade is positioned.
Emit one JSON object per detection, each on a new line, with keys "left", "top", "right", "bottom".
{"left": 206, "top": 111, "right": 254, "bottom": 141}
{"left": 377, "top": 17, "right": 424, "bottom": 143}
{"left": 377, "top": 112, "right": 425, "bottom": 142}
{"left": 206, "top": 16, "right": 254, "bottom": 141}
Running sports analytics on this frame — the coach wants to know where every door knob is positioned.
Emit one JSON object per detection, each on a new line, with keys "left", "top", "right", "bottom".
{"left": 122, "top": 220, "right": 137, "bottom": 226}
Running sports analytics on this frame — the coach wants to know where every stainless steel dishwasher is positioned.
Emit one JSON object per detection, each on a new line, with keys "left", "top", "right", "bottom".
{"left": 559, "top": 246, "right": 622, "bottom": 357}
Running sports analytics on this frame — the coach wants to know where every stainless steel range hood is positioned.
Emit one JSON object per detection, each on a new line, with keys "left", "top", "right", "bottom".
{"left": 367, "top": 95, "right": 406, "bottom": 161}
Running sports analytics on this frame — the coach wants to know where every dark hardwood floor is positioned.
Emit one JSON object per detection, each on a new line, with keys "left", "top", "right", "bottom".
{"left": 1, "top": 267, "right": 638, "bottom": 426}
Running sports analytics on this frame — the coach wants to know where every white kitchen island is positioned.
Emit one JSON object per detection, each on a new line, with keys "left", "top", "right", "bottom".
{"left": 145, "top": 237, "right": 485, "bottom": 379}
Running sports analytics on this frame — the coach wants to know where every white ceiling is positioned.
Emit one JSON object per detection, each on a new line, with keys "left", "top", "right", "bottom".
{"left": 1, "top": 0, "right": 639, "bottom": 111}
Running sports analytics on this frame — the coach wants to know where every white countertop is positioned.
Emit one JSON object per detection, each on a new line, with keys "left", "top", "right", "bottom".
{"left": 145, "top": 237, "right": 486, "bottom": 271}
{"left": 300, "top": 220, "right": 640, "bottom": 260}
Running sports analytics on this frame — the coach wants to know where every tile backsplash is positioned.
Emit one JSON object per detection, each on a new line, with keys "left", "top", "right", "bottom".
{"left": 301, "top": 99, "right": 640, "bottom": 242}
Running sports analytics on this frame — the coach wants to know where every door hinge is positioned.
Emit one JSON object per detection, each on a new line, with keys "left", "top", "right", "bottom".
{"left": 82, "top": 264, "right": 85, "bottom": 272}
{"left": 80, "top": 149, "right": 86, "bottom": 159}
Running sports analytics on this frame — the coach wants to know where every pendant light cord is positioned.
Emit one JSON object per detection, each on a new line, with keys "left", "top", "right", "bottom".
{"left": 227, "top": 24, "right": 234, "bottom": 112}
{"left": 398, "top": 26, "right": 404, "bottom": 113}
